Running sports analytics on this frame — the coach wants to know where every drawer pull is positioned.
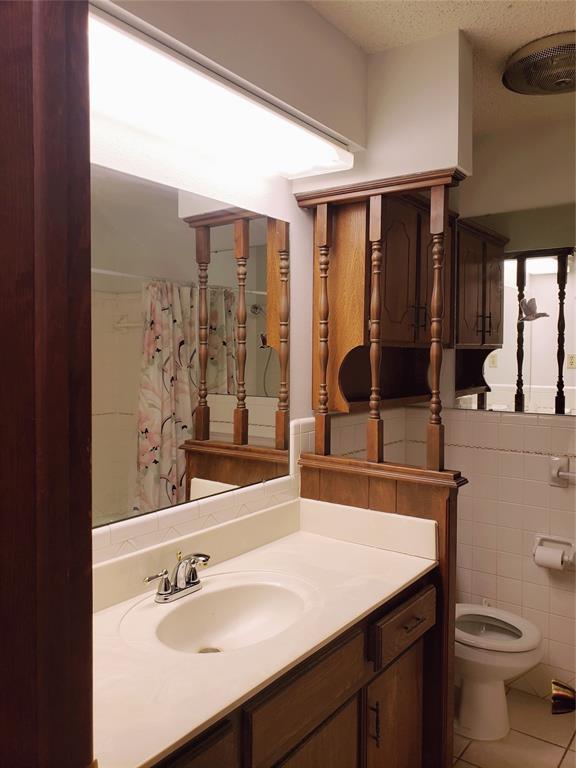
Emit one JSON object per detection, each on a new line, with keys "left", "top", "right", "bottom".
{"left": 368, "top": 702, "right": 381, "bottom": 748}
{"left": 403, "top": 615, "right": 426, "bottom": 634}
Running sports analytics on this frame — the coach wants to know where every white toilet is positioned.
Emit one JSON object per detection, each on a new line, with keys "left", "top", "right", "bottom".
{"left": 455, "top": 603, "right": 543, "bottom": 741}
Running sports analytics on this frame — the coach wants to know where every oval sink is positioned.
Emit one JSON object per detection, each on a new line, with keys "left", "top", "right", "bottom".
{"left": 120, "top": 571, "right": 318, "bottom": 654}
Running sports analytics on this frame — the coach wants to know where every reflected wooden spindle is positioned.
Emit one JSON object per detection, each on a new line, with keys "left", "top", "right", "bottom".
{"left": 367, "top": 195, "right": 384, "bottom": 463}
{"left": 555, "top": 253, "right": 568, "bottom": 415}
{"left": 315, "top": 204, "right": 332, "bottom": 455}
{"left": 514, "top": 256, "right": 526, "bottom": 412}
{"left": 195, "top": 226, "right": 211, "bottom": 440}
{"left": 427, "top": 186, "right": 447, "bottom": 471}
{"left": 275, "top": 220, "right": 290, "bottom": 451}
{"left": 234, "top": 219, "right": 250, "bottom": 444}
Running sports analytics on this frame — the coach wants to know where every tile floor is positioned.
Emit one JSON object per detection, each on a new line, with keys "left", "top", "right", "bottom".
{"left": 454, "top": 690, "right": 576, "bottom": 768}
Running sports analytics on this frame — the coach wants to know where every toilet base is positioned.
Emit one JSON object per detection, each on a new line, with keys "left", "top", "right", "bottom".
{"left": 455, "top": 678, "right": 510, "bottom": 741}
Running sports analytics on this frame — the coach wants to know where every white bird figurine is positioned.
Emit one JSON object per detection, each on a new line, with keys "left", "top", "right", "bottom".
{"left": 518, "top": 297, "right": 549, "bottom": 322}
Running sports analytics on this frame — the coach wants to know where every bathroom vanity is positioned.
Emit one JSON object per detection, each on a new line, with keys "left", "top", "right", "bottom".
{"left": 93, "top": 504, "right": 441, "bottom": 768}
{"left": 154, "top": 582, "right": 435, "bottom": 768}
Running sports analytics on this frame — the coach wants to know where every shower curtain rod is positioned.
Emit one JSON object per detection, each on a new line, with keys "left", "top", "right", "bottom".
{"left": 91, "top": 268, "right": 267, "bottom": 296}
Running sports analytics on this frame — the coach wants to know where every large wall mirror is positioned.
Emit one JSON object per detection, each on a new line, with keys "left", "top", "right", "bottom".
{"left": 91, "top": 167, "right": 289, "bottom": 527}
{"left": 455, "top": 206, "right": 574, "bottom": 416}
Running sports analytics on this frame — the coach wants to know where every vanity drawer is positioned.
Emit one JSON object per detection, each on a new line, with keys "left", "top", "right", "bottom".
{"left": 244, "top": 632, "right": 371, "bottom": 768}
{"left": 369, "top": 586, "right": 436, "bottom": 669}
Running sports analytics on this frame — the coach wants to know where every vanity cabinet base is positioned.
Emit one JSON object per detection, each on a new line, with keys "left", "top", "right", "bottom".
{"left": 152, "top": 579, "right": 443, "bottom": 768}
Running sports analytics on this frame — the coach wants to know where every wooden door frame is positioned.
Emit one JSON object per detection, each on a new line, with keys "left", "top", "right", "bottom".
{"left": 0, "top": 2, "right": 93, "bottom": 766}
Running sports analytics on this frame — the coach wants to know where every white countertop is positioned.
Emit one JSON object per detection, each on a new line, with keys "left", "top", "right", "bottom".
{"left": 94, "top": 529, "right": 436, "bottom": 768}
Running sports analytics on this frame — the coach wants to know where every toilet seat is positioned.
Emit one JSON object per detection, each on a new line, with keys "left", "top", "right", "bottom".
{"left": 455, "top": 603, "right": 541, "bottom": 653}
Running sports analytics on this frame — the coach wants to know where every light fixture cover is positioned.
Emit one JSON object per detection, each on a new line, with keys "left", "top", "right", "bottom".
{"left": 502, "top": 31, "right": 576, "bottom": 95}
{"left": 89, "top": 15, "right": 353, "bottom": 189}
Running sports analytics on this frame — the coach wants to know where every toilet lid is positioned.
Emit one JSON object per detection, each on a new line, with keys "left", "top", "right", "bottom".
{"left": 455, "top": 603, "right": 541, "bottom": 653}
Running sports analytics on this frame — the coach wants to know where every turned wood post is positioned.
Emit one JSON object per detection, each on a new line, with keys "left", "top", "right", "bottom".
{"left": 275, "top": 220, "right": 290, "bottom": 451}
{"left": 555, "top": 253, "right": 568, "bottom": 415}
{"left": 315, "top": 204, "right": 332, "bottom": 455}
{"left": 195, "top": 226, "right": 211, "bottom": 440}
{"left": 514, "top": 256, "right": 526, "bottom": 412}
{"left": 427, "top": 186, "right": 448, "bottom": 471}
{"left": 234, "top": 218, "right": 250, "bottom": 444}
{"left": 367, "top": 195, "right": 384, "bottom": 462}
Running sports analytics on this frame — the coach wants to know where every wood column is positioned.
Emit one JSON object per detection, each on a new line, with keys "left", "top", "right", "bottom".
{"left": 234, "top": 218, "right": 250, "bottom": 444}
{"left": 315, "top": 204, "right": 332, "bottom": 455}
{"left": 514, "top": 256, "right": 526, "bottom": 412}
{"left": 367, "top": 195, "right": 384, "bottom": 462}
{"left": 0, "top": 2, "right": 93, "bottom": 765}
{"left": 427, "top": 186, "right": 448, "bottom": 471}
{"left": 275, "top": 220, "right": 290, "bottom": 451}
{"left": 195, "top": 226, "right": 211, "bottom": 440}
{"left": 555, "top": 253, "right": 568, "bottom": 415}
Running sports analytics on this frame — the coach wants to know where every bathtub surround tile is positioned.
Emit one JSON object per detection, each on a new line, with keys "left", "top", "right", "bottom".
{"left": 508, "top": 689, "right": 576, "bottom": 747}
{"left": 464, "top": 729, "right": 564, "bottom": 768}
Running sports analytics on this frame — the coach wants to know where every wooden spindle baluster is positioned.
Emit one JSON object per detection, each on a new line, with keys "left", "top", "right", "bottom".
{"left": 315, "top": 204, "right": 332, "bottom": 455}
{"left": 555, "top": 253, "right": 568, "bottom": 415}
{"left": 195, "top": 226, "right": 211, "bottom": 440}
{"left": 427, "top": 185, "right": 448, "bottom": 471}
{"left": 514, "top": 256, "right": 526, "bottom": 412}
{"left": 234, "top": 219, "right": 250, "bottom": 444}
{"left": 275, "top": 220, "right": 290, "bottom": 451}
{"left": 367, "top": 195, "right": 384, "bottom": 463}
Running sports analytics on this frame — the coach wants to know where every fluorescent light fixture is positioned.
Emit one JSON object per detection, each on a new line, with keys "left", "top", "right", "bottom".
{"left": 88, "top": 15, "right": 353, "bottom": 190}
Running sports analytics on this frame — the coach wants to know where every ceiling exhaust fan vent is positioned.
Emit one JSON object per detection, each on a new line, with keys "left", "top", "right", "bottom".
{"left": 502, "top": 31, "right": 575, "bottom": 95}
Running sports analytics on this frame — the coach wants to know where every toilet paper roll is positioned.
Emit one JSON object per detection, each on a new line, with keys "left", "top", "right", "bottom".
{"left": 534, "top": 545, "right": 565, "bottom": 570}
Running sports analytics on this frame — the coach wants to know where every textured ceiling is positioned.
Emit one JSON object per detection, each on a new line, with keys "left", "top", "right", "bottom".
{"left": 309, "top": 0, "right": 576, "bottom": 134}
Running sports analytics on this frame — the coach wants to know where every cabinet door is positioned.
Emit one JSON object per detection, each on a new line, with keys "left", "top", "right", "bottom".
{"left": 381, "top": 198, "right": 419, "bottom": 344}
{"left": 457, "top": 228, "right": 484, "bottom": 346}
{"left": 484, "top": 242, "right": 504, "bottom": 346}
{"left": 153, "top": 723, "right": 237, "bottom": 768}
{"left": 418, "top": 213, "right": 453, "bottom": 346}
{"left": 366, "top": 641, "right": 423, "bottom": 768}
{"left": 279, "top": 698, "right": 359, "bottom": 768}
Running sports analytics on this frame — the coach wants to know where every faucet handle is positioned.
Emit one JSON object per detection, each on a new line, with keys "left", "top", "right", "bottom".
{"left": 177, "top": 552, "right": 210, "bottom": 566}
{"left": 143, "top": 568, "right": 172, "bottom": 596}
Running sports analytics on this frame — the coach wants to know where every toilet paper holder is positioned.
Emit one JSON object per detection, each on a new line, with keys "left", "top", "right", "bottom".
{"left": 533, "top": 535, "right": 575, "bottom": 569}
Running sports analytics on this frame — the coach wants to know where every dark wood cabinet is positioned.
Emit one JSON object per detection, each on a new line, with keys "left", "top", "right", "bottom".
{"left": 381, "top": 197, "right": 420, "bottom": 345}
{"left": 456, "top": 221, "right": 507, "bottom": 348}
{"left": 367, "top": 642, "right": 423, "bottom": 768}
{"left": 151, "top": 583, "right": 438, "bottom": 768}
{"left": 279, "top": 698, "right": 360, "bottom": 768}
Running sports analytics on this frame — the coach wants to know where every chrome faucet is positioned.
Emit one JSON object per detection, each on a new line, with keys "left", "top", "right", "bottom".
{"left": 144, "top": 551, "right": 210, "bottom": 603}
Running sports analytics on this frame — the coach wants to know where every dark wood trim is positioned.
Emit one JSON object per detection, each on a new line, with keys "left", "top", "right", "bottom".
{"left": 195, "top": 227, "right": 211, "bottom": 440}
{"left": 0, "top": 2, "right": 93, "bottom": 765}
{"left": 555, "top": 253, "right": 568, "bottom": 415}
{"left": 315, "top": 204, "right": 332, "bottom": 455}
{"left": 505, "top": 246, "right": 574, "bottom": 259}
{"left": 514, "top": 256, "right": 526, "bottom": 412}
{"left": 275, "top": 220, "right": 290, "bottom": 450}
{"left": 458, "top": 218, "right": 510, "bottom": 247}
{"left": 233, "top": 219, "right": 250, "bottom": 444}
{"left": 184, "top": 206, "right": 261, "bottom": 228}
{"left": 367, "top": 195, "right": 384, "bottom": 463}
{"left": 299, "top": 453, "right": 465, "bottom": 489}
{"left": 296, "top": 168, "right": 466, "bottom": 208}
{"left": 427, "top": 186, "right": 448, "bottom": 471}
{"left": 182, "top": 440, "right": 289, "bottom": 463}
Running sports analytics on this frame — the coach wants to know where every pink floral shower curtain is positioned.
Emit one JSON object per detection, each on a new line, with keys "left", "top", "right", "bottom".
{"left": 133, "top": 282, "right": 197, "bottom": 515}
{"left": 207, "top": 288, "right": 236, "bottom": 395}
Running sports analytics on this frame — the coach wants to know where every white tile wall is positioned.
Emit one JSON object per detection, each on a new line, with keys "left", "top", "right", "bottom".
{"left": 405, "top": 407, "right": 576, "bottom": 693}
